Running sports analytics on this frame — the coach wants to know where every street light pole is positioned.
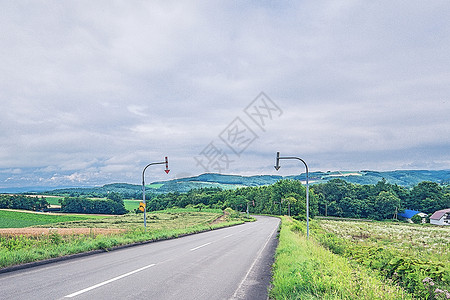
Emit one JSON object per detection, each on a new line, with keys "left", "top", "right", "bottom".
{"left": 275, "top": 152, "right": 310, "bottom": 239}
{"left": 142, "top": 157, "right": 170, "bottom": 231}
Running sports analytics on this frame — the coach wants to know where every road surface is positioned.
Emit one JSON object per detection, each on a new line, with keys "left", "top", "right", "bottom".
{"left": 0, "top": 216, "right": 280, "bottom": 300}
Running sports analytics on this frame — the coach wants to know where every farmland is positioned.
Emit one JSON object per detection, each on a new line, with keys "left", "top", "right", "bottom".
{"left": 0, "top": 208, "right": 249, "bottom": 269}
{"left": 0, "top": 210, "right": 100, "bottom": 228}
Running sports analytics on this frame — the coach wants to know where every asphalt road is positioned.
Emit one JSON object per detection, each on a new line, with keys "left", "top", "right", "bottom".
{"left": 0, "top": 216, "right": 280, "bottom": 300}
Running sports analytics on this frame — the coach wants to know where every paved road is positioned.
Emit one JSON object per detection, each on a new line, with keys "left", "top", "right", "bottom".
{"left": 0, "top": 216, "right": 279, "bottom": 300}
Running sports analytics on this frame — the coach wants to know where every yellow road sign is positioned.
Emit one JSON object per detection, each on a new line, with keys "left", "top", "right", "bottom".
{"left": 139, "top": 202, "right": 146, "bottom": 212}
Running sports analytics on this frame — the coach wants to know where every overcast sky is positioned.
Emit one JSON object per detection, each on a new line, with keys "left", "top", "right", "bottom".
{"left": 1, "top": 1, "right": 449, "bottom": 189}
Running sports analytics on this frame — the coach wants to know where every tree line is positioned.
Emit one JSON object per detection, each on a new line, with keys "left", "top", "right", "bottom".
{"left": 3, "top": 179, "right": 449, "bottom": 219}
{"left": 59, "top": 192, "right": 127, "bottom": 215}
{"left": 0, "top": 194, "right": 49, "bottom": 211}
{"left": 144, "top": 179, "right": 449, "bottom": 221}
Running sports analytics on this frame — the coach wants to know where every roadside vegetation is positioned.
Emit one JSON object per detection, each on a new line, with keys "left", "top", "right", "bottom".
{"left": 0, "top": 208, "right": 250, "bottom": 269}
{"left": 270, "top": 217, "right": 449, "bottom": 299}
{"left": 318, "top": 220, "right": 449, "bottom": 299}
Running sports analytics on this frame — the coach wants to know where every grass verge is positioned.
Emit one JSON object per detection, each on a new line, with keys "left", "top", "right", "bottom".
{"left": 270, "top": 216, "right": 412, "bottom": 299}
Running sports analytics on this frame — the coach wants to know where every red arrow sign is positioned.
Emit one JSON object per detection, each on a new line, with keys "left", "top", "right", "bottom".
{"left": 165, "top": 157, "right": 170, "bottom": 174}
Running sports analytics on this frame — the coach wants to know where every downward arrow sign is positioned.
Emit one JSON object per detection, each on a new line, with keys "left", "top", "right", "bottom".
{"left": 165, "top": 169, "right": 170, "bottom": 174}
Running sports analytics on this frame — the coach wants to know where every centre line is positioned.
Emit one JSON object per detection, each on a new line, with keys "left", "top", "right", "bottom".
{"left": 64, "top": 263, "right": 156, "bottom": 298}
{"left": 190, "top": 242, "right": 211, "bottom": 251}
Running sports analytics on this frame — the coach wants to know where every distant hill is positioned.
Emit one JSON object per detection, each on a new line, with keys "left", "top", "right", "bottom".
{"left": 36, "top": 170, "right": 450, "bottom": 197}
{"left": 288, "top": 170, "right": 450, "bottom": 186}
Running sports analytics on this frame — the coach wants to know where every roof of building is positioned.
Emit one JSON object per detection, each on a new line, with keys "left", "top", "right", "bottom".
{"left": 398, "top": 209, "right": 421, "bottom": 219}
{"left": 430, "top": 208, "right": 450, "bottom": 220}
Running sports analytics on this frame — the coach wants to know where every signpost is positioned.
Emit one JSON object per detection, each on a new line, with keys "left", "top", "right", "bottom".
{"left": 275, "top": 152, "right": 310, "bottom": 239}
{"left": 142, "top": 157, "right": 170, "bottom": 230}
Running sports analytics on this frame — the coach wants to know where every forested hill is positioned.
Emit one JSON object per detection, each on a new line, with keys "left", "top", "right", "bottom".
{"left": 151, "top": 170, "right": 450, "bottom": 193}
{"left": 39, "top": 170, "right": 450, "bottom": 197}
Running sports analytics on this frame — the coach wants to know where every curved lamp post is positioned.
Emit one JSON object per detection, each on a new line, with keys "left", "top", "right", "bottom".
{"left": 275, "top": 152, "right": 309, "bottom": 239}
{"left": 142, "top": 157, "right": 170, "bottom": 230}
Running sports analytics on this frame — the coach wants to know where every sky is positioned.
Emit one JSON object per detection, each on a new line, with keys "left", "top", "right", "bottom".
{"left": 1, "top": 1, "right": 449, "bottom": 190}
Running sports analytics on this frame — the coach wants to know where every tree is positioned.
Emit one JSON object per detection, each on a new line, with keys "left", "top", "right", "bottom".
{"left": 107, "top": 192, "right": 123, "bottom": 203}
{"left": 407, "top": 181, "right": 448, "bottom": 213}
{"left": 369, "top": 191, "right": 401, "bottom": 220}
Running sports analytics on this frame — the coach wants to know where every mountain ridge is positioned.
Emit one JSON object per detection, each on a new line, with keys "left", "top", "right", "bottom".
{"left": 25, "top": 169, "right": 450, "bottom": 196}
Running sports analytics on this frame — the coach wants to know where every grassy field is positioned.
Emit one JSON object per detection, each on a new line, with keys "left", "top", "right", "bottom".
{"left": 42, "top": 197, "right": 150, "bottom": 212}
{"left": 318, "top": 220, "right": 449, "bottom": 298}
{"left": 0, "top": 208, "right": 248, "bottom": 269}
{"left": 41, "top": 196, "right": 64, "bottom": 206}
{"left": 270, "top": 217, "right": 449, "bottom": 299}
{"left": 0, "top": 210, "right": 101, "bottom": 228}
{"left": 123, "top": 199, "right": 140, "bottom": 211}
{"left": 319, "top": 220, "right": 449, "bottom": 266}
{"left": 270, "top": 217, "right": 411, "bottom": 299}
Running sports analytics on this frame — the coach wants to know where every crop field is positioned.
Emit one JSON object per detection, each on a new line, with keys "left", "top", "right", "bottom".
{"left": 0, "top": 208, "right": 247, "bottom": 269}
{"left": 0, "top": 210, "right": 100, "bottom": 228}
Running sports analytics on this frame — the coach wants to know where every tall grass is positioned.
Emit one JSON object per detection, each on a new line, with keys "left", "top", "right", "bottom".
{"left": 270, "top": 217, "right": 412, "bottom": 299}
{"left": 317, "top": 220, "right": 449, "bottom": 298}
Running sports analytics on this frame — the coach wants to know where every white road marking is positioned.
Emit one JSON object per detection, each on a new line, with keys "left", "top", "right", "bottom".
{"left": 231, "top": 222, "right": 279, "bottom": 299}
{"left": 64, "top": 263, "right": 156, "bottom": 298}
{"left": 222, "top": 234, "right": 234, "bottom": 239}
{"left": 190, "top": 242, "right": 212, "bottom": 251}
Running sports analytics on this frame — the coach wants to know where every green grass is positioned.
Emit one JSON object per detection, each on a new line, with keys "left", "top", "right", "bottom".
{"left": 0, "top": 208, "right": 246, "bottom": 269}
{"left": 270, "top": 216, "right": 412, "bottom": 299}
{"left": 42, "top": 196, "right": 64, "bottom": 206}
{"left": 0, "top": 210, "right": 100, "bottom": 228}
{"left": 123, "top": 199, "right": 141, "bottom": 211}
{"left": 146, "top": 183, "right": 164, "bottom": 189}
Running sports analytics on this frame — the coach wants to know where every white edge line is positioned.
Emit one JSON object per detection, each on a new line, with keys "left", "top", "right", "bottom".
{"left": 190, "top": 242, "right": 212, "bottom": 251}
{"left": 64, "top": 263, "right": 156, "bottom": 298}
{"left": 231, "top": 222, "right": 279, "bottom": 299}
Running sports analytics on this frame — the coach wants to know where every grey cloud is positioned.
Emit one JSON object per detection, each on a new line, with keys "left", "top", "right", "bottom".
{"left": 1, "top": 1, "right": 449, "bottom": 189}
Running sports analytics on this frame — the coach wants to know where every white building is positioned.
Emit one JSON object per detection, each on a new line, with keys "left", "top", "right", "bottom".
{"left": 430, "top": 208, "right": 450, "bottom": 225}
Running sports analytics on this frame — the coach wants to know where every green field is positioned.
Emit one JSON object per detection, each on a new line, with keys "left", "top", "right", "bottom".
{"left": 0, "top": 208, "right": 248, "bottom": 269}
{"left": 270, "top": 217, "right": 449, "bottom": 299}
{"left": 42, "top": 196, "right": 64, "bottom": 206}
{"left": 0, "top": 210, "right": 101, "bottom": 228}
{"left": 34, "top": 208, "right": 226, "bottom": 230}
{"left": 146, "top": 183, "right": 164, "bottom": 189}
{"left": 123, "top": 199, "right": 141, "bottom": 211}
